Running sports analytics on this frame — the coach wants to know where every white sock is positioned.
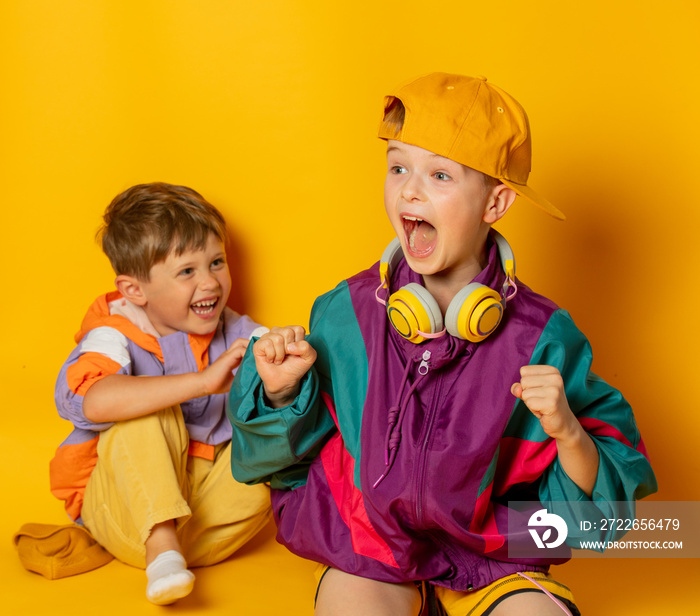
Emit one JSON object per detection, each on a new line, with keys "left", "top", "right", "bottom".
{"left": 145, "top": 550, "right": 195, "bottom": 605}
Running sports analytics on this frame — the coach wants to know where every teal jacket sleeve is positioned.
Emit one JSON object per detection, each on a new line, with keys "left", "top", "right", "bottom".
{"left": 531, "top": 310, "right": 658, "bottom": 542}
{"left": 227, "top": 340, "right": 336, "bottom": 489}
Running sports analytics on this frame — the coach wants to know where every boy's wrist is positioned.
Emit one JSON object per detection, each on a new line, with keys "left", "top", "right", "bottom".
{"left": 554, "top": 419, "right": 587, "bottom": 450}
{"left": 263, "top": 385, "right": 300, "bottom": 409}
{"left": 194, "top": 370, "right": 214, "bottom": 398}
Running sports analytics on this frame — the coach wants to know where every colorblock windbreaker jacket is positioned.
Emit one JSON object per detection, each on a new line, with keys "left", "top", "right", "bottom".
{"left": 51, "top": 291, "right": 264, "bottom": 521}
{"left": 228, "top": 239, "right": 657, "bottom": 591}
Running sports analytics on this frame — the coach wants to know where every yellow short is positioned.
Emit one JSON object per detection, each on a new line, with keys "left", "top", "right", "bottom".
{"left": 433, "top": 571, "right": 578, "bottom": 615}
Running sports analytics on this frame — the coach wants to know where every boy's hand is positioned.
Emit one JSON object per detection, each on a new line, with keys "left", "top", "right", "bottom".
{"left": 511, "top": 365, "right": 579, "bottom": 443}
{"left": 511, "top": 364, "right": 600, "bottom": 496}
{"left": 84, "top": 337, "right": 251, "bottom": 423}
{"left": 200, "top": 337, "right": 250, "bottom": 395}
{"left": 253, "top": 326, "right": 317, "bottom": 408}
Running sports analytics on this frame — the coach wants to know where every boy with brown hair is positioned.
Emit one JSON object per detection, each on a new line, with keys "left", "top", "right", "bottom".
{"left": 51, "top": 182, "right": 271, "bottom": 605}
{"left": 227, "top": 74, "right": 656, "bottom": 615}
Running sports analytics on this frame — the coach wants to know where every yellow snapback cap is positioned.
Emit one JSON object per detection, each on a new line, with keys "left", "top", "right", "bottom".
{"left": 378, "top": 72, "right": 565, "bottom": 221}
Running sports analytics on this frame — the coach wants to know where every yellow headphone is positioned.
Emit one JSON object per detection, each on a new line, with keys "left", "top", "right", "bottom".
{"left": 378, "top": 230, "right": 516, "bottom": 344}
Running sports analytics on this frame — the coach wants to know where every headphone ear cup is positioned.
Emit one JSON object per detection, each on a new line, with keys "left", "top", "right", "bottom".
{"left": 445, "top": 283, "right": 504, "bottom": 342}
{"left": 387, "top": 282, "right": 443, "bottom": 344}
{"left": 379, "top": 238, "right": 404, "bottom": 285}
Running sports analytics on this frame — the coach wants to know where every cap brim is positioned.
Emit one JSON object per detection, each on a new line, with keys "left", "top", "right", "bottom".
{"left": 501, "top": 180, "right": 566, "bottom": 221}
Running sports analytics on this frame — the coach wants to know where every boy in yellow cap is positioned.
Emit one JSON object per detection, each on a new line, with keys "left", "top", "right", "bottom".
{"left": 228, "top": 74, "right": 656, "bottom": 615}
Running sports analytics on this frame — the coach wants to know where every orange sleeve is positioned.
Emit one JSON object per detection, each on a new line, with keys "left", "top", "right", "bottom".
{"left": 66, "top": 352, "right": 123, "bottom": 397}
{"left": 49, "top": 436, "right": 99, "bottom": 521}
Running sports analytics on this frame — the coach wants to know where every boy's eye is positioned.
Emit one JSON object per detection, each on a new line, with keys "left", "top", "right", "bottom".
{"left": 434, "top": 171, "right": 452, "bottom": 181}
{"left": 390, "top": 165, "right": 408, "bottom": 175}
{"left": 179, "top": 268, "right": 194, "bottom": 276}
{"left": 211, "top": 258, "right": 226, "bottom": 269}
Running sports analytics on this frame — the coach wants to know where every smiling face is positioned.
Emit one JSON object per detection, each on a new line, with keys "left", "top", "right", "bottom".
{"left": 126, "top": 233, "right": 232, "bottom": 337}
{"left": 384, "top": 140, "right": 500, "bottom": 305}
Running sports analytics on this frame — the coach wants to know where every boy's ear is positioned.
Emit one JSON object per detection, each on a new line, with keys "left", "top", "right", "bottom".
{"left": 115, "top": 275, "right": 148, "bottom": 306}
{"left": 483, "top": 184, "right": 517, "bottom": 224}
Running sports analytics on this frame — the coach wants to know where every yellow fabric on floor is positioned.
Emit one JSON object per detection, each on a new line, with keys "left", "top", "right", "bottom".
{"left": 13, "top": 523, "right": 113, "bottom": 580}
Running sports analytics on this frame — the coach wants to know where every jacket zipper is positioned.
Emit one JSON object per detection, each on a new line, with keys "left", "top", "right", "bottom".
{"left": 414, "top": 350, "right": 442, "bottom": 526}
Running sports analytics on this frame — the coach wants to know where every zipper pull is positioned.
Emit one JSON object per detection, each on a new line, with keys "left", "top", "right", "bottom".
{"left": 418, "top": 350, "right": 431, "bottom": 375}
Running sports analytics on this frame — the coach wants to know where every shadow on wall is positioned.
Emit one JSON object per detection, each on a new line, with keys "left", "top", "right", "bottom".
{"left": 525, "top": 168, "right": 691, "bottom": 502}
{"left": 226, "top": 226, "right": 251, "bottom": 317}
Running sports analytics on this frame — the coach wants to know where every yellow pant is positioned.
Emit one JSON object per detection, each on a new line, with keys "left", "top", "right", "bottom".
{"left": 81, "top": 407, "right": 271, "bottom": 569}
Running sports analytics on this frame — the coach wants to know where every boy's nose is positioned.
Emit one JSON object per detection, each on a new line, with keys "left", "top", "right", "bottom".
{"left": 400, "top": 174, "right": 425, "bottom": 202}
{"left": 199, "top": 272, "right": 220, "bottom": 289}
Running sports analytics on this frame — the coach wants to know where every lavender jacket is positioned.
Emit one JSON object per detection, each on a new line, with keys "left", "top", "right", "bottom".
{"left": 51, "top": 292, "right": 263, "bottom": 521}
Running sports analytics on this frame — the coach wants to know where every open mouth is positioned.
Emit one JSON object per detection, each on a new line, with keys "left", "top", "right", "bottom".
{"left": 403, "top": 215, "right": 437, "bottom": 255}
{"left": 191, "top": 298, "right": 219, "bottom": 316}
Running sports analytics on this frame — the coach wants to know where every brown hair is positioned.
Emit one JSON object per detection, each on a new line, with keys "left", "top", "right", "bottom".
{"left": 98, "top": 182, "right": 227, "bottom": 280}
{"left": 380, "top": 98, "right": 502, "bottom": 192}
{"left": 380, "top": 97, "right": 406, "bottom": 139}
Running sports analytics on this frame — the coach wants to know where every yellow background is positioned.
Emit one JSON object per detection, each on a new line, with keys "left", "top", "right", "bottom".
{"left": 2, "top": 0, "right": 698, "bottom": 613}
